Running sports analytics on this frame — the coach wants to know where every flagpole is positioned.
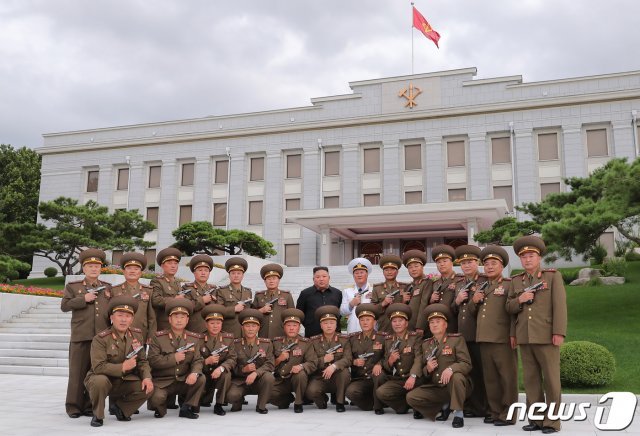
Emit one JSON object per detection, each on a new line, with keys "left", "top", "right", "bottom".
{"left": 411, "top": 2, "right": 414, "bottom": 75}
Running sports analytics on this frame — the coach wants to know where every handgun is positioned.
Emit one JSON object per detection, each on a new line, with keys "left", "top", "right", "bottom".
{"left": 281, "top": 342, "right": 297, "bottom": 352}
{"left": 204, "top": 287, "right": 217, "bottom": 297}
{"left": 176, "top": 342, "right": 195, "bottom": 353}
{"left": 126, "top": 345, "right": 144, "bottom": 359}
{"left": 178, "top": 288, "right": 192, "bottom": 296}
{"left": 211, "top": 345, "right": 229, "bottom": 356}
{"left": 240, "top": 298, "right": 253, "bottom": 305}
{"left": 356, "top": 287, "right": 369, "bottom": 296}
{"left": 524, "top": 281, "right": 546, "bottom": 305}
{"left": 387, "top": 289, "right": 401, "bottom": 299}
{"left": 432, "top": 283, "right": 444, "bottom": 302}
{"left": 389, "top": 339, "right": 401, "bottom": 353}
{"left": 358, "top": 352, "right": 375, "bottom": 360}
{"left": 325, "top": 344, "right": 342, "bottom": 355}
{"left": 459, "top": 280, "right": 476, "bottom": 304}
{"left": 425, "top": 346, "right": 438, "bottom": 361}
{"left": 246, "top": 352, "right": 262, "bottom": 364}
{"left": 132, "top": 293, "right": 141, "bottom": 299}
{"left": 87, "top": 286, "right": 107, "bottom": 294}
{"left": 266, "top": 296, "right": 280, "bottom": 306}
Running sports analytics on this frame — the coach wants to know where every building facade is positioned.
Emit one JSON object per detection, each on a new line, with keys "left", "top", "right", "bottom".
{"left": 33, "top": 67, "right": 640, "bottom": 275}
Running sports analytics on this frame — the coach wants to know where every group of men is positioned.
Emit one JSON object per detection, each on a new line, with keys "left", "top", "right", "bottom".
{"left": 62, "top": 234, "right": 567, "bottom": 433}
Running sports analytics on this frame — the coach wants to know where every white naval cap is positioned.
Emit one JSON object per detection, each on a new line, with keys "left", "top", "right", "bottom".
{"left": 347, "top": 257, "right": 373, "bottom": 274}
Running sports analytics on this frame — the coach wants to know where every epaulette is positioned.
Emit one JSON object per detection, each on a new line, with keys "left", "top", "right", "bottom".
{"left": 234, "top": 338, "right": 242, "bottom": 343}
{"left": 511, "top": 271, "right": 526, "bottom": 279}
{"left": 155, "top": 330, "right": 170, "bottom": 337}
{"left": 243, "top": 286, "right": 252, "bottom": 292}
{"left": 447, "top": 333, "right": 462, "bottom": 337}
{"left": 258, "top": 337, "right": 271, "bottom": 343}
{"left": 348, "top": 332, "right": 359, "bottom": 338}
{"left": 409, "top": 331, "right": 419, "bottom": 336}
{"left": 339, "top": 333, "right": 349, "bottom": 339}
{"left": 98, "top": 280, "right": 111, "bottom": 286}
{"left": 375, "top": 331, "right": 389, "bottom": 337}
{"left": 423, "top": 336, "right": 436, "bottom": 344}
{"left": 182, "top": 282, "right": 196, "bottom": 288}
{"left": 478, "top": 273, "right": 488, "bottom": 278}
{"left": 280, "top": 290, "right": 291, "bottom": 294}
{"left": 255, "top": 290, "right": 266, "bottom": 295}
{"left": 221, "top": 332, "right": 234, "bottom": 338}
{"left": 310, "top": 334, "right": 322, "bottom": 340}
{"left": 542, "top": 269, "right": 557, "bottom": 273}
{"left": 98, "top": 328, "right": 112, "bottom": 337}
{"left": 130, "top": 326, "right": 142, "bottom": 333}
{"left": 141, "top": 284, "right": 152, "bottom": 289}
{"left": 502, "top": 277, "right": 512, "bottom": 282}
{"left": 385, "top": 336, "right": 394, "bottom": 341}
{"left": 273, "top": 336, "right": 284, "bottom": 342}
{"left": 298, "top": 337, "right": 309, "bottom": 342}
{"left": 68, "top": 279, "right": 83, "bottom": 285}
{"left": 430, "top": 275, "right": 441, "bottom": 281}
{"left": 186, "top": 330, "right": 204, "bottom": 339}
{"left": 455, "top": 275, "right": 465, "bottom": 282}
{"left": 373, "top": 281, "right": 384, "bottom": 287}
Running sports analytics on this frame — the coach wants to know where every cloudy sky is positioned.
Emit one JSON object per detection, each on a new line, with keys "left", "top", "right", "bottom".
{"left": 1, "top": 0, "right": 639, "bottom": 149}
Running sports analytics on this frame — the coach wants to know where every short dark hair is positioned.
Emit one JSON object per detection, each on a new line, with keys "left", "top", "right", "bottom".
{"left": 313, "top": 266, "right": 329, "bottom": 274}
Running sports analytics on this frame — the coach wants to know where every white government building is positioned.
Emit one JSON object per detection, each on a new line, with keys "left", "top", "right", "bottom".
{"left": 32, "top": 67, "right": 640, "bottom": 278}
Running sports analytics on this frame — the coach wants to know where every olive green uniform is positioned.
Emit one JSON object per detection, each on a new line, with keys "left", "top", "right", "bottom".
{"left": 110, "top": 282, "right": 156, "bottom": 340}
{"left": 150, "top": 275, "right": 185, "bottom": 331}
{"left": 416, "top": 273, "right": 459, "bottom": 333}
{"left": 269, "top": 336, "right": 317, "bottom": 408}
{"left": 216, "top": 285, "right": 253, "bottom": 337}
{"left": 228, "top": 338, "right": 275, "bottom": 411}
{"left": 306, "top": 334, "right": 352, "bottom": 408}
{"left": 370, "top": 281, "right": 408, "bottom": 334}
{"left": 198, "top": 332, "right": 236, "bottom": 406}
{"left": 345, "top": 331, "right": 387, "bottom": 411}
{"left": 253, "top": 290, "right": 295, "bottom": 339}
{"left": 181, "top": 281, "right": 218, "bottom": 334}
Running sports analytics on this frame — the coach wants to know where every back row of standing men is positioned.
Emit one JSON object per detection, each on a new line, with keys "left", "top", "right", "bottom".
{"left": 62, "top": 235, "right": 566, "bottom": 433}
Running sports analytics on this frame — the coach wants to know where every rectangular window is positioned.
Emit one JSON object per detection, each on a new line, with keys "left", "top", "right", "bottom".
{"left": 112, "top": 250, "right": 123, "bottom": 267}
{"left": 324, "top": 151, "right": 340, "bottom": 176}
{"left": 144, "top": 249, "right": 156, "bottom": 270}
{"left": 448, "top": 188, "right": 466, "bottom": 201}
{"left": 146, "top": 207, "right": 159, "bottom": 227}
{"left": 250, "top": 157, "right": 264, "bottom": 181}
{"left": 179, "top": 205, "right": 192, "bottom": 226}
{"left": 181, "top": 163, "right": 194, "bottom": 186}
{"left": 538, "top": 133, "right": 559, "bottom": 161}
{"left": 116, "top": 168, "right": 129, "bottom": 191}
{"left": 363, "top": 148, "right": 380, "bottom": 173}
{"left": 286, "top": 154, "right": 302, "bottom": 179}
{"left": 447, "top": 141, "right": 465, "bottom": 167}
{"left": 214, "top": 160, "right": 229, "bottom": 184}
{"left": 587, "top": 129, "right": 608, "bottom": 157}
{"left": 213, "top": 203, "right": 227, "bottom": 226}
{"left": 491, "top": 137, "right": 511, "bottom": 164}
{"left": 285, "top": 198, "right": 301, "bottom": 211}
{"left": 323, "top": 196, "right": 339, "bottom": 209}
{"left": 540, "top": 182, "right": 561, "bottom": 200}
{"left": 404, "top": 144, "right": 422, "bottom": 170}
{"left": 284, "top": 244, "right": 300, "bottom": 267}
{"left": 86, "top": 170, "right": 99, "bottom": 192}
{"left": 493, "top": 185, "right": 513, "bottom": 211}
{"left": 248, "top": 201, "right": 263, "bottom": 225}
{"left": 363, "top": 193, "right": 380, "bottom": 207}
{"left": 405, "top": 191, "right": 422, "bottom": 204}
{"left": 148, "top": 166, "right": 161, "bottom": 188}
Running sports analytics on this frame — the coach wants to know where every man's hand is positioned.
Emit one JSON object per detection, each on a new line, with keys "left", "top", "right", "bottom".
{"left": 122, "top": 356, "right": 137, "bottom": 372}
{"left": 246, "top": 371, "right": 258, "bottom": 385}
{"left": 141, "top": 292, "right": 150, "bottom": 302}
{"left": 242, "top": 363, "right": 257, "bottom": 373}
{"left": 518, "top": 291, "right": 534, "bottom": 304}
{"left": 388, "top": 350, "right": 400, "bottom": 366}
{"left": 175, "top": 351, "right": 186, "bottom": 364}
{"left": 382, "top": 295, "right": 393, "bottom": 307}
{"left": 429, "top": 291, "right": 440, "bottom": 303}
{"left": 234, "top": 303, "right": 245, "bottom": 313}
{"left": 323, "top": 353, "right": 335, "bottom": 363}
{"left": 403, "top": 376, "right": 416, "bottom": 391}
{"left": 352, "top": 358, "right": 365, "bottom": 367}
{"left": 455, "top": 291, "right": 468, "bottom": 305}
{"left": 203, "top": 294, "right": 213, "bottom": 304}
{"left": 205, "top": 355, "right": 220, "bottom": 366}
{"left": 322, "top": 364, "right": 336, "bottom": 380}
{"left": 426, "top": 357, "right": 438, "bottom": 373}
{"left": 277, "top": 350, "right": 290, "bottom": 364}
{"left": 552, "top": 334, "right": 564, "bottom": 347}
{"left": 185, "top": 373, "right": 199, "bottom": 385}
{"left": 472, "top": 291, "right": 484, "bottom": 304}
{"left": 350, "top": 294, "right": 361, "bottom": 308}
{"left": 259, "top": 304, "right": 272, "bottom": 314}
{"left": 401, "top": 291, "right": 411, "bottom": 304}
{"left": 211, "top": 367, "right": 223, "bottom": 380}
{"left": 291, "top": 364, "right": 303, "bottom": 374}
{"left": 175, "top": 294, "right": 185, "bottom": 299}
{"left": 84, "top": 292, "right": 97, "bottom": 303}
{"left": 141, "top": 378, "right": 154, "bottom": 394}
{"left": 372, "top": 363, "right": 382, "bottom": 377}
{"left": 439, "top": 367, "right": 453, "bottom": 385}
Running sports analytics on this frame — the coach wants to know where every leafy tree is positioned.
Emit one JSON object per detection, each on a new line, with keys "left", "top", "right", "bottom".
{"left": 474, "top": 217, "right": 540, "bottom": 245}
{"left": 172, "top": 221, "right": 276, "bottom": 258}
{"left": 0, "top": 255, "right": 30, "bottom": 282}
{"left": 0, "top": 144, "right": 41, "bottom": 225}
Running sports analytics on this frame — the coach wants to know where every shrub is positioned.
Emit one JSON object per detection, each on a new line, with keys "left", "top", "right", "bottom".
{"left": 559, "top": 268, "right": 579, "bottom": 285}
{"left": 625, "top": 250, "right": 640, "bottom": 262}
{"left": 44, "top": 267, "right": 58, "bottom": 278}
{"left": 589, "top": 243, "right": 608, "bottom": 265}
{"left": 602, "top": 258, "right": 627, "bottom": 278}
{"left": 560, "top": 341, "right": 615, "bottom": 387}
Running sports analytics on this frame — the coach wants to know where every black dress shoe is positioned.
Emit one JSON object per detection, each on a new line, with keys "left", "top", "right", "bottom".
{"left": 522, "top": 423, "right": 542, "bottom": 431}
{"left": 243, "top": 399, "right": 249, "bottom": 405}
{"left": 413, "top": 411, "right": 424, "bottom": 419}
{"left": 153, "top": 410, "right": 164, "bottom": 418}
{"left": 255, "top": 407, "right": 268, "bottom": 414}
{"left": 179, "top": 405, "right": 199, "bottom": 419}
{"left": 68, "top": 413, "right": 81, "bottom": 419}
{"left": 90, "top": 416, "right": 103, "bottom": 427}
{"left": 374, "top": 408, "right": 384, "bottom": 415}
{"left": 108, "top": 405, "right": 116, "bottom": 415}
{"left": 294, "top": 404, "right": 303, "bottom": 413}
{"left": 494, "top": 420, "right": 513, "bottom": 426}
{"left": 541, "top": 427, "right": 558, "bottom": 434}
{"left": 82, "top": 410, "right": 94, "bottom": 417}
{"left": 435, "top": 407, "right": 451, "bottom": 421}
{"left": 113, "top": 404, "right": 131, "bottom": 422}
{"left": 452, "top": 416, "right": 464, "bottom": 428}
{"left": 213, "top": 404, "right": 226, "bottom": 416}
{"left": 463, "top": 410, "right": 477, "bottom": 418}
{"left": 302, "top": 398, "right": 314, "bottom": 405}
{"left": 484, "top": 416, "right": 495, "bottom": 424}
{"left": 336, "top": 403, "right": 345, "bottom": 413}
{"left": 200, "top": 402, "right": 212, "bottom": 407}
{"left": 330, "top": 393, "right": 336, "bottom": 405}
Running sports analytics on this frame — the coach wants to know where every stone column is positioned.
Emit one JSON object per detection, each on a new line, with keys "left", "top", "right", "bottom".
{"left": 468, "top": 134, "right": 490, "bottom": 200}
{"left": 319, "top": 226, "right": 332, "bottom": 266}
{"left": 612, "top": 121, "right": 636, "bottom": 160}
{"left": 192, "top": 157, "right": 211, "bottom": 222}
{"left": 382, "top": 140, "right": 400, "bottom": 205}
{"left": 561, "top": 125, "right": 586, "bottom": 179}
{"left": 127, "top": 161, "right": 145, "bottom": 212}
{"left": 156, "top": 159, "right": 177, "bottom": 249}
{"left": 300, "top": 146, "right": 320, "bottom": 266}
{"left": 513, "top": 129, "right": 536, "bottom": 210}
{"left": 96, "top": 164, "right": 113, "bottom": 207}
{"left": 227, "top": 153, "right": 246, "bottom": 231}
{"left": 341, "top": 143, "right": 360, "bottom": 208}
{"left": 425, "top": 137, "right": 444, "bottom": 203}
{"left": 263, "top": 150, "right": 283, "bottom": 263}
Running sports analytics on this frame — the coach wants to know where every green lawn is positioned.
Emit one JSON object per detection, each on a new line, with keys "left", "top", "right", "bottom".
{"left": 12, "top": 276, "right": 66, "bottom": 290}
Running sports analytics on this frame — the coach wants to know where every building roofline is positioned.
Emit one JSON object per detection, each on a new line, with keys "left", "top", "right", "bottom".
{"left": 348, "top": 67, "right": 478, "bottom": 88}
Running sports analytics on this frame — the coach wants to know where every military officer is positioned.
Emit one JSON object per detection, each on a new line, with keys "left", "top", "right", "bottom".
{"left": 506, "top": 235, "right": 567, "bottom": 434}
{"left": 402, "top": 250, "right": 431, "bottom": 332}
{"left": 370, "top": 255, "right": 409, "bottom": 334}
{"left": 269, "top": 308, "right": 317, "bottom": 413}
{"left": 147, "top": 299, "right": 205, "bottom": 419}
{"left": 84, "top": 296, "right": 153, "bottom": 427}
{"left": 471, "top": 245, "right": 517, "bottom": 426}
{"left": 61, "top": 248, "right": 112, "bottom": 418}
{"left": 253, "top": 264, "right": 295, "bottom": 339}
{"left": 197, "top": 304, "right": 237, "bottom": 415}
{"left": 452, "top": 244, "right": 488, "bottom": 419}
{"left": 306, "top": 306, "right": 352, "bottom": 412}
{"left": 228, "top": 309, "right": 275, "bottom": 413}
{"left": 375, "top": 304, "right": 422, "bottom": 416}
{"left": 150, "top": 247, "right": 185, "bottom": 331}
{"left": 340, "top": 258, "right": 374, "bottom": 334}
{"left": 406, "top": 304, "right": 472, "bottom": 428}
{"left": 110, "top": 252, "right": 156, "bottom": 340}
{"left": 181, "top": 254, "right": 217, "bottom": 333}
{"left": 345, "top": 303, "right": 387, "bottom": 413}
{"left": 216, "top": 257, "right": 253, "bottom": 337}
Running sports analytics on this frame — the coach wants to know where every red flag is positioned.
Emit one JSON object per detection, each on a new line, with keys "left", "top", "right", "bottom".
{"left": 412, "top": 6, "right": 440, "bottom": 48}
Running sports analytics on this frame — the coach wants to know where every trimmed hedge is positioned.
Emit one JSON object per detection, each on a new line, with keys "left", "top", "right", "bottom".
{"left": 44, "top": 267, "right": 58, "bottom": 278}
{"left": 560, "top": 341, "right": 615, "bottom": 387}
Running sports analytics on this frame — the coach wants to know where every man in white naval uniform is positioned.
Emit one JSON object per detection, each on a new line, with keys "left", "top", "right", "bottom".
{"left": 340, "top": 258, "right": 375, "bottom": 334}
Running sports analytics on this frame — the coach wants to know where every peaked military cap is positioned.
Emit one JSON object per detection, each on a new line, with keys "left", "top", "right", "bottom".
{"left": 480, "top": 245, "right": 510, "bottom": 266}
{"left": 513, "top": 235, "right": 546, "bottom": 256}
{"left": 348, "top": 257, "right": 372, "bottom": 274}
{"left": 165, "top": 298, "right": 194, "bottom": 317}
{"left": 455, "top": 245, "right": 481, "bottom": 263}
{"left": 402, "top": 250, "right": 427, "bottom": 267}
{"left": 424, "top": 303, "right": 452, "bottom": 322}
{"left": 379, "top": 254, "right": 402, "bottom": 270}
{"left": 225, "top": 257, "right": 248, "bottom": 273}
{"left": 156, "top": 247, "right": 182, "bottom": 265}
{"left": 109, "top": 296, "right": 139, "bottom": 315}
{"left": 239, "top": 308, "right": 263, "bottom": 325}
{"left": 281, "top": 308, "right": 305, "bottom": 324}
{"left": 80, "top": 248, "right": 106, "bottom": 266}
{"left": 386, "top": 303, "right": 412, "bottom": 320}
{"left": 189, "top": 254, "right": 214, "bottom": 272}
{"left": 260, "top": 263, "right": 283, "bottom": 280}
{"left": 355, "top": 303, "right": 379, "bottom": 320}
{"left": 121, "top": 252, "right": 146, "bottom": 270}
{"left": 431, "top": 245, "right": 455, "bottom": 262}
{"left": 315, "top": 305, "right": 340, "bottom": 322}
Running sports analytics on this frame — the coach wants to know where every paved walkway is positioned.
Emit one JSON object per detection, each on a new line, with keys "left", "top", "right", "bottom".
{"left": 0, "top": 375, "right": 637, "bottom": 436}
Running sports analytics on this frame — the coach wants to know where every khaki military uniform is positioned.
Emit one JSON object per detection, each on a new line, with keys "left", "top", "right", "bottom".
{"left": 406, "top": 333, "right": 472, "bottom": 420}
{"left": 181, "top": 281, "right": 218, "bottom": 334}
{"left": 216, "top": 285, "right": 253, "bottom": 337}
{"left": 198, "top": 332, "right": 236, "bottom": 406}
{"left": 147, "top": 329, "right": 205, "bottom": 417}
{"left": 269, "top": 336, "right": 317, "bottom": 408}
{"left": 84, "top": 326, "right": 152, "bottom": 420}
{"left": 253, "top": 290, "right": 295, "bottom": 339}
{"left": 61, "top": 279, "right": 112, "bottom": 416}
{"left": 228, "top": 338, "right": 275, "bottom": 411}
{"left": 416, "top": 273, "right": 459, "bottom": 333}
{"left": 150, "top": 275, "right": 184, "bottom": 331}
{"left": 375, "top": 331, "right": 422, "bottom": 413}
{"left": 111, "top": 282, "right": 156, "bottom": 340}
{"left": 507, "top": 269, "right": 567, "bottom": 431}
{"left": 370, "top": 281, "right": 408, "bottom": 334}
{"left": 306, "top": 334, "right": 352, "bottom": 408}
{"left": 345, "top": 331, "right": 387, "bottom": 411}
{"left": 407, "top": 278, "right": 431, "bottom": 332}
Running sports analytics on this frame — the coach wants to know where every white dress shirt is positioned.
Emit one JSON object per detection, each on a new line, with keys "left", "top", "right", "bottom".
{"left": 340, "top": 282, "right": 373, "bottom": 334}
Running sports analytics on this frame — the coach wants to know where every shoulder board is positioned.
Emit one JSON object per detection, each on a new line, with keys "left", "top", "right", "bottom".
{"left": 348, "top": 332, "right": 359, "bottom": 338}
{"left": 98, "top": 280, "right": 111, "bottom": 286}
{"left": 129, "top": 326, "right": 142, "bottom": 333}
{"left": 376, "top": 331, "right": 389, "bottom": 337}
{"left": 511, "top": 272, "right": 526, "bottom": 278}
{"left": 373, "top": 282, "right": 384, "bottom": 287}
{"left": 478, "top": 273, "right": 488, "bottom": 278}
{"left": 502, "top": 277, "right": 512, "bottom": 282}
{"left": 186, "top": 330, "right": 204, "bottom": 339}
{"left": 310, "top": 334, "right": 322, "bottom": 340}
{"left": 423, "top": 337, "right": 436, "bottom": 344}
{"left": 255, "top": 290, "right": 266, "bottom": 295}
{"left": 217, "top": 285, "right": 230, "bottom": 291}
{"left": 155, "top": 330, "right": 170, "bottom": 337}
{"left": 279, "top": 290, "right": 291, "bottom": 294}
{"left": 243, "top": 286, "right": 252, "bottom": 292}
{"left": 233, "top": 338, "right": 242, "bottom": 343}
{"left": 273, "top": 336, "right": 284, "bottom": 342}
{"left": 111, "top": 283, "right": 123, "bottom": 290}
{"left": 409, "top": 331, "right": 419, "bottom": 336}
{"left": 455, "top": 276, "right": 465, "bottom": 282}
{"left": 298, "top": 337, "right": 309, "bottom": 342}
{"left": 141, "top": 284, "right": 152, "bottom": 289}
{"left": 398, "top": 282, "right": 409, "bottom": 286}
{"left": 339, "top": 333, "right": 349, "bottom": 339}
{"left": 385, "top": 336, "right": 394, "bottom": 341}
{"left": 221, "top": 332, "right": 234, "bottom": 338}
{"left": 542, "top": 269, "right": 557, "bottom": 273}
{"left": 68, "top": 279, "right": 84, "bottom": 285}
{"left": 98, "top": 328, "right": 112, "bottom": 337}
{"left": 447, "top": 333, "right": 462, "bottom": 337}
{"left": 182, "top": 282, "right": 195, "bottom": 288}
{"left": 154, "top": 274, "right": 164, "bottom": 278}
{"left": 258, "top": 337, "right": 271, "bottom": 343}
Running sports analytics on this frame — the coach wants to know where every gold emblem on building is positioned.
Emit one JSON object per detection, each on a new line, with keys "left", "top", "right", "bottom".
{"left": 398, "top": 83, "right": 422, "bottom": 108}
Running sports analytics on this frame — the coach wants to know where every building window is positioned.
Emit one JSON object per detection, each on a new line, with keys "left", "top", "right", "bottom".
{"left": 540, "top": 182, "right": 561, "bottom": 200}
{"left": 491, "top": 137, "right": 511, "bottom": 164}
{"left": 285, "top": 198, "right": 301, "bottom": 211}
{"left": 148, "top": 166, "right": 161, "bottom": 188}
{"left": 214, "top": 160, "right": 229, "bottom": 184}
{"left": 86, "top": 170, "right": 99, "bottom": 193}
{"left": 179, "top": 205, "right": 192, "bottom": 226}
{"left": 248, "top": 201, "right": 263, "bottom": 225}
{"left": 213, "top": 203, "right": 227, "bottom": 226}
{"left": 112, "top": 250, "right": 123, "bottom": 267}
{"left": 404, "top": 144, "right": 422, "bottom": 170}
{"left": 323, "top": 196, "right": 339, "bottom": 209}
{"left": 116, "top": 168, "right": 129, "bottom": 191}
{"left": 284, "top": 244, "right": 300, "bottom": 267}
{"left": 181, "top": 163, "right": 194, "bottom": 186}
{"left": 405, "top": 191, "right": 422, "bottom": 204}
{"left": 363, "top": 193, "right": 380, "bottom": 207}
{"left": 538, "top": 133, "right": 559, "bottom": 161}
{"left": 493, "top": 185, "right": 513, "bottom": 211}
{"left": 586, "top": 129, "right": 608, "bottom": 157}
{"left": 447, "top": 141, "right": 465, "bottom": 167}
{"left": 144, "top": 249, "right": 156, "bottom": 270}
{"left": 448, "top": 188, "right": 466, "bottom": 201}
{"left": 324, "top": 151, "right": 340, "bottom": 176}
{"left": 250, "top": 157, "right": 265, "bottom": 181}
{"left": 286, "top": 154, "right": 302, "bottom": 179}
{"left": 363, "top": 148, "right": 380, "bottom": 173}
{"left": 146, "top": 207, "right": 159, "bottom": 227}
